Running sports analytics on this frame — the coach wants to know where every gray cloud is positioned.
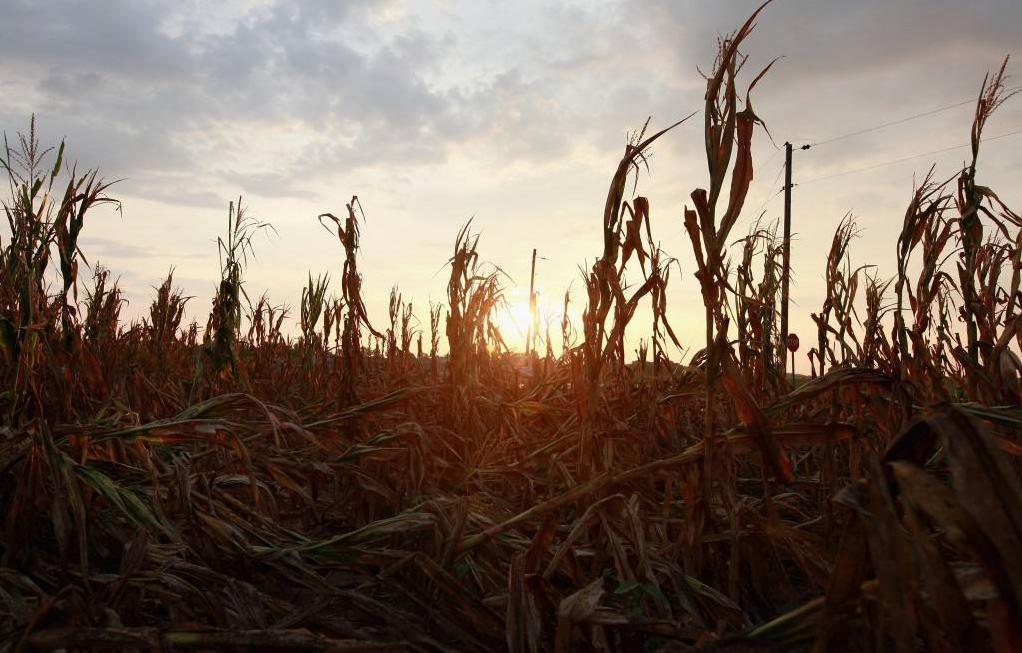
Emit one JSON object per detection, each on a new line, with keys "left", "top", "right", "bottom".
{"left": 641, "top": 0, "right": 1022, "bottom": 75}
{"left": 79, "top": 236, "right": 205, "bottom": 261}
{"left": 2, "top": 0, "right": 1020, "bottom": 348}
{"left": 3, "top": 0, "right": 1018, "bottom": 185}
{"left": 0, "top": 0, "right": 464, "bottom": 191}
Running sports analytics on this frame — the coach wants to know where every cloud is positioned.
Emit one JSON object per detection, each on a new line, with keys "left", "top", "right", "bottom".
{"left": 0, "top": 0, "right": 705, "bottom": 189}
{"left": 78, "top": 236, "right": 204, "bottom": 261}
{"left": 2, "top": 0, "right": 1020, "bottom": 350}
{"left": 0, "top": 0, "right": 464, "bottom": 189}
{"left": 640, "top": 0, "right": 1022, "bottom": 75}
{"left": 4, "top": 0, "right": 1018, "bottom": 186}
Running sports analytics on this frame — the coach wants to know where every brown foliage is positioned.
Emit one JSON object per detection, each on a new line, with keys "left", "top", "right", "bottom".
{"left": 2, "top": 5, "right": 1021, "bottom": 652}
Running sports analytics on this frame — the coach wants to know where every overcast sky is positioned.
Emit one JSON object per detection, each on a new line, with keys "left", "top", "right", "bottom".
{"left": 2, "top": 0, "right": 1020, "bottom": 358}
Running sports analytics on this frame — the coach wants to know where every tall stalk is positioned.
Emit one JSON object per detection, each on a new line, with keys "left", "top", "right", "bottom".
{"left": 956, "top": 58, "right": 1014, "bottom": 391}
{"left": 682, "top": 1, "right": 781, "bottom": 502}
{"left": 580, "top": 119, "right": 687, "bottom": 473}
{"left": 320, "top": 196, "right": 381, "bottom": 405}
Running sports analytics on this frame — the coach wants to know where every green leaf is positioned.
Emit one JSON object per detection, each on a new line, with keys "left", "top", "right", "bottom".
{"left": 614, "top": 579, "right": 641, "bottom": 595}
{"left": 74, "top": 462, "right": 173, "bottom": 538}
{"left": 642, "top": 582, "right": 668, "bottom": 604}
{"left": 50, "top": 141, "right": 65, "bottom": 181}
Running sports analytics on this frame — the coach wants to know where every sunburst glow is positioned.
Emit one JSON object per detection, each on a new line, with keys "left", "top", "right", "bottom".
{"left": 493, "top": 292, "right": 537, "bottom": 352}
{"left": 491, "top": 287, "right": 566, "bottom": 352}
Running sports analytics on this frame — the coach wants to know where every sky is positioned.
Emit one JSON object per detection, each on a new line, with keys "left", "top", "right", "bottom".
{"left": 1, "top": 0, "right": 1020, "bottom": 361}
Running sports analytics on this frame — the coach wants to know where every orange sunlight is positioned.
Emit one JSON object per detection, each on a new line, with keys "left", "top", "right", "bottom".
{"left": 493, "top": 287, "right": 558, "bottom": 352}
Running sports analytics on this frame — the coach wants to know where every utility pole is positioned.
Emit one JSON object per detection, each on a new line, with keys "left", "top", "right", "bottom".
{"left": 525, "top": 248, "right": 537, "bottom": 356}
{"left": 780, "top": 141, "right": 793, "bottom": 377}
{"left": 779, "top": 142, "right": 812, "bottom": 378}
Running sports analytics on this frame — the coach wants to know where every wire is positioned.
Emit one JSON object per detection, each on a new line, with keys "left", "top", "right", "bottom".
{"left": 753, "top": 159, "right": 786, "bottom": 215}
{"left": 809, "top": 85, "right": 1021, "bottom": 149}
{"left": 742, "top": 148, "right": 783, "bottom": 216}
{"left": 799, "top": 127, "right": 1022, "bottom": 185}
{"left": 755, "top": 147, "right": 782, "bottom": 183}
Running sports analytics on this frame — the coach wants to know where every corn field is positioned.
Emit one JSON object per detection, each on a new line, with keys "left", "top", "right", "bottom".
{"left": 2, "top": 5, "right": 1022, "bottom": 652}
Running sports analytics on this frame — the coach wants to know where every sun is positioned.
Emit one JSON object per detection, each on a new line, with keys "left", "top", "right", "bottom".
{"left": 492, "top": 288, "right": 551, "bottom": 351}
{"left": 494, "top": 297, "right": 535, "bottom": 351}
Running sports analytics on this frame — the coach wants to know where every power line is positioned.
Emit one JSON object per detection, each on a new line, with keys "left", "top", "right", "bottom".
{"left": 753, "top": 159, "right": 786, "bottom": 215}
{"left": 751, "top": 139, "right": 811, "bottom": 217}
{"left": 799, "top": 127, "right": 1022, "bottom": 185}
{"left": 809, "top": 85, "right": 1022, "bottom": 149}
{"left": 760, "top": 146, "right": 782, "bottom": 169}
{"left": 740, "top": 147, "right": 782, "bottom": 218}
